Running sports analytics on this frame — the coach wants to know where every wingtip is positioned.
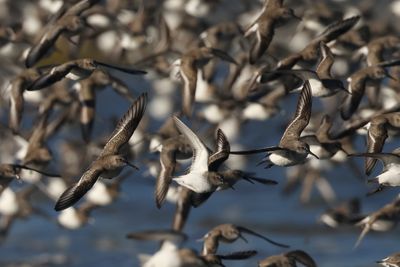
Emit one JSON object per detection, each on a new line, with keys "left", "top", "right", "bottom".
{"left": 54, "top": 183, "right": 82, "bottom": 211}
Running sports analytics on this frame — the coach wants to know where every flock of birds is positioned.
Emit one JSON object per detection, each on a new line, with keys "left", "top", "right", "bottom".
{"left": 2, "top": 0, "right": 400, "bottom": 266}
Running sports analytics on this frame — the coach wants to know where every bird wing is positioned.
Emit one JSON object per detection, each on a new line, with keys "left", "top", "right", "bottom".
{"left": 173, "top": 117, "right": 209, "bottom": 174}
{"left": 25, "top": 26, "right": 64, "bottom": 68}
{"left": 280, "top": 80, "right": 312, "bottom": 143}
{"left": 54, "top": 165, "right": 102, "bottom": 211}
{"left": 316, "top": 42, "right": 334, "bottom": 78}
{"left": 172, "top": 187, "right": 192, "bottom": 231}
{"left": 27, "top": 61, "right": 76, "bottom": 90}
{"left": 365, "top": 120, "right": 388, "bottom": 175}
{"left": 209, "top": 129, "right": 230, "bottom": 171}
{"left": 155, "top": 147, "right": 177, "bottom": 208}
{"left": 101, "top": 93, "right": 147, "bottom": 156}
{"left": 316, "top": 16, "right": 360, "bottom": 44}
{"left": 180, "top": 59, "right": 197, "bottom": 117}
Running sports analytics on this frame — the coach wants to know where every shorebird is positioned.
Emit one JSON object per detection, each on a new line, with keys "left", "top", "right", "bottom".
{"left": 319, "top": 198, "right": 363, "bottom": 228}
{"left": 340, "top": 59, "right": 400, "bottom": 120}
{"left": 356, "top": 35, "right": 400, "bottom": 66}
{"left": 0, "top": 163, "right": 59, "bottom": 194}
{"left": 377, "top": 252, "right": 400, "bottom": 267}
{"left": 263, "top": 42, "right": 347, "bottom": 97}
{"left": 76, "top": 69, "right": 137, "bottom": 142}
{"left": 54, "top": 93, "right": 147, "bottom": 211}
{"left": 0, "top": 186, "right": 50, "bottom": 241}
{"left": 258, "top": 250, "right": 317, "bottom": 267}
{"left": 126, "top": 229, "right": 188, "bottom": 267}
{"left": 354, "top": 196, "right": 400, "bottom": 248}
{"left": 5, "top": 68, "right": 41, "bottom": 133}
{"left": 244, "top": 0, "right": 300, "bottom": 64}
{"left": 350, "top": 148, "right": 400, "bottom": 194}
{"left": 22, "top": 115, "right": 53, "bottom": 166}
{"left": 230, "top": 81, "right": 319, "bottom": 167}
{"left": 57, "top": 201, "right": 98, "bottom": 229}
{"left": 200, "top": 22, "right": 243, "bottom": 50}
{"left": 25, "top": 0, "right": 101, "bottom": 68}
{"left": 27, "top": 58, "right": 146, "bottom": 91}
{"left": 170, "top": 117, "right": 226, "bottom": 194}
{"left": 200, "top": 223, "right": 289, "bottom": 256}
{"left": 362, "top": 112, "right": 400, "bottom": 175}
{"left": 172, "top": 47, "right": 237, "bottom": 117}
{"left": 85, "top": 172, "right": 130, "bottom": 206}
{"left": 126, "top": 229, "right": 256, "bottom": 267}
{"left": 273, "top": 15, "right": 360, "bottom": 72}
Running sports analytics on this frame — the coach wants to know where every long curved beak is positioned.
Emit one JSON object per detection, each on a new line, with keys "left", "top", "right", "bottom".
{"left": 386, "top": 72, "right": 397, "bottom": 81}
{"left": 125, "top": 161, "right": 139, "bottom": 170}
{"left": 238, "top": 233, "right": 248, "bottom": 243}
{"left": 306, "top": 148, "right": 319, "bottom": 159}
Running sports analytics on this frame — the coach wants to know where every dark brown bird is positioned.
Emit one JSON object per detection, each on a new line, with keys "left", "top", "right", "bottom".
{"left": 54, "top": 93, "right": 147, "bottom": 211}
{"left": 201, "top": 223, "right": 289, "bottom": 256}
{"left": 173, "top": 47, "right": 237, "bottom": 117}
{"left": 340, "top": 59, "right": 400, "bottom": 120}
{"left": 25, "top": 0, "right": 101, "bottom": 68}
{"left": 245, "top": 0, "right": 300, "bottom": 64}
{"left": 258, "top": 250, "right": 317, "bottom": 267}
{"left": 27, "top": 58, "right": 146, "bottom": 91}
{"left": 6, "top": 68, "right": 40, "bottom": 133}
{"left": 274, "top": 15, "right": 360, "bottom": 72}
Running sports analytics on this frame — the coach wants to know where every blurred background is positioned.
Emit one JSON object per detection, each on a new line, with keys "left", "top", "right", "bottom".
{"left": 1, "top": 0, "right": 400, "bottom": 266}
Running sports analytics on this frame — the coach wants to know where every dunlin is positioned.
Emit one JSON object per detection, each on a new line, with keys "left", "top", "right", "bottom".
{"left": 351, "top": 148, "right": 400, "bottom": 194}
{"left": 0, "top": 163, "right": 58, "bottom": 194}
{"left": 230, "top": 81, "right": 319, "bottom": 167}
{"left": 77, "top": 69, "right": 136, "bottom": 142}
{"left": 54, "top": 93, "right": 147, "bottom": 211}
{"left": 171, "top": 116, "right": 225, "bottom": 194}
{"left": 57, "top": 201, "right": 98, "bottom": 230}
{"left": 377, "top": 252, "right": 400, "bottom": 267}
{"left": 126, "top": 229, "right": 188, "bottom": 267}
{"left": 201, "top": 223, "right": 289, "bottom": 256}
{"left": 357, "top": 35, "right": 400, "bottom": 66}
{"left": 27, "top": 58, "right": 146, "bottom": 91}
{"left": 25, "top": 0, "right": 101, "bottom": 68}
{"left": 354, "top": 196, "right": 400, "bottom": 248}
{"left": 340, "top": 59, "right": 400, "bottom": 120}
{"left": 6, "top": 68, "right": 40, "bottom": 133}
{"left": 265, "top": 42, "right": 347, "bottom": 97}
{"left": 244, "top": 0, "right": 300, "bottom": 64}
{"left": 319, "top": 198, "right": 363, "bottom": 228}
{"left": 275, "top": 15, "right": 360, "bottom": 71}
{"left": 173, "top": 47, "right": 237, "bottom": 117}
{"left": 258, "top": 250, "right": 317, "bottom": 267}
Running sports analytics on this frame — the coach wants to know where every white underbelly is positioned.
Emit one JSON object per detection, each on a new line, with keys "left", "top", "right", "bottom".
{"left": 269, "top": 151, "right": 305, "bottom": 166}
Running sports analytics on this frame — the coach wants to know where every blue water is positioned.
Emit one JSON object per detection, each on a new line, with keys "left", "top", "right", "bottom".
{"left": 1, "top": 83, "right": 399, "bottom": 267}
{"left": 1, "top": 1, "right": 400, "bottom": 266}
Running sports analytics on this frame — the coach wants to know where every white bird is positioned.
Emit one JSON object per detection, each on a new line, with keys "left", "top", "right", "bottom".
{"left": 172, "top": 116, "right": 225, "bottom": 193}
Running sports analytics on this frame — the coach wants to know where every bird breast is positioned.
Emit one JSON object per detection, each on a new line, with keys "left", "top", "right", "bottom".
{"left": 269, "top": 150, "right": 307, "bottom": 166}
